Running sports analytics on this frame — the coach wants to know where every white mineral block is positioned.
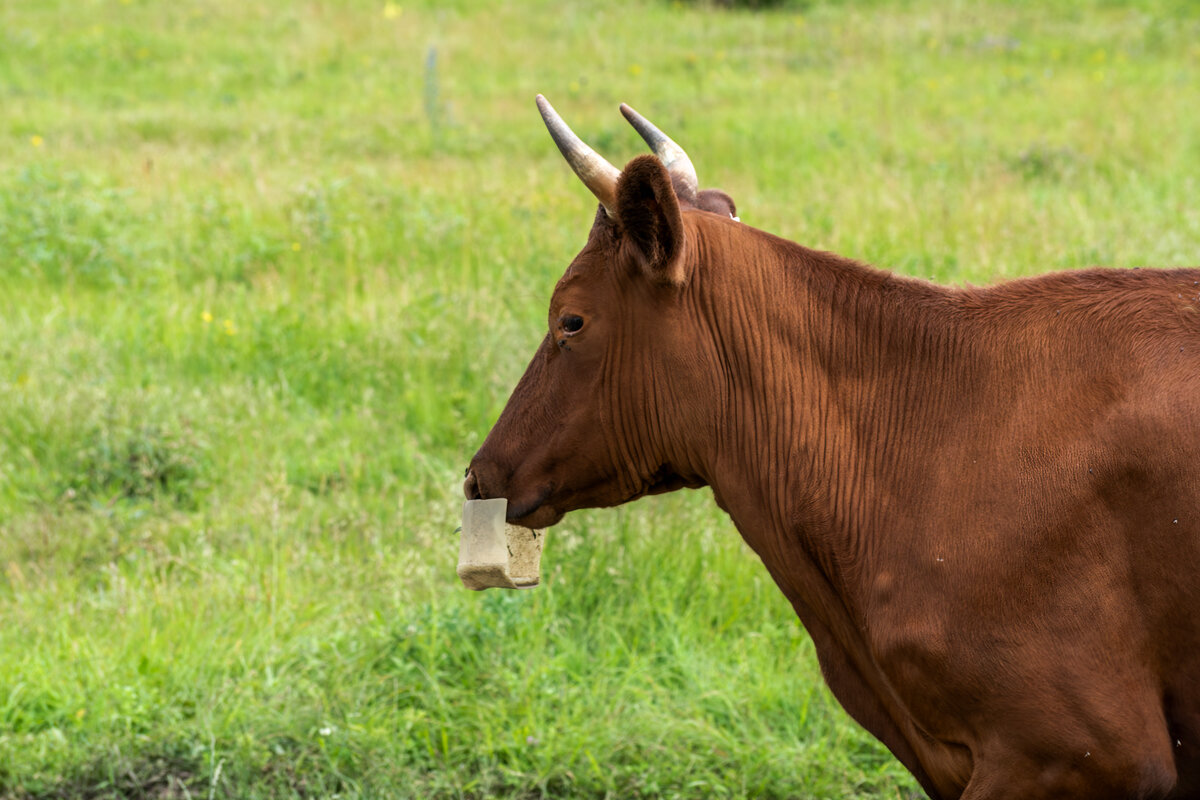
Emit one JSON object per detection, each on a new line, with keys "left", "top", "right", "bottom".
{"left": 457, "top": 498, "right": 544, "bottom": 590}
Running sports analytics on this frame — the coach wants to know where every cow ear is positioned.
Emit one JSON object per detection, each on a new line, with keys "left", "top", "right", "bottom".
{"left": 696, "top": 189, "right": 738, "bottom": 221}
{"left": 615, "top": 154, "right": 686, "bottom": 286}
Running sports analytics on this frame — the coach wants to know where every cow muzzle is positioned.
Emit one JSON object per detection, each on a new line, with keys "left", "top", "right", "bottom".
{"left": 462, "top": 461, "right": 561, "bottom": 528}
{"left": 463, "top": 468, "right": 483, "bottom": 501}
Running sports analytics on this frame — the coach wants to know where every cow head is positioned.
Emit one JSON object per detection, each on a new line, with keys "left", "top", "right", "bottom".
{"left": 463, "top": 96, "right": 742, "bottom": 529}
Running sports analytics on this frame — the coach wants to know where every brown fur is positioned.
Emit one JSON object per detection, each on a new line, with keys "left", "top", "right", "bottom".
{"left": 465, "top": 154, "right": 1200, "bottom": 800}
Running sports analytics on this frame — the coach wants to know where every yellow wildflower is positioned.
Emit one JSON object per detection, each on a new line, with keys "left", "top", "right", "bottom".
{"left": 30, "top": 135, "right": 44, "bottom": 148}
{"left": 292, "top": 242, "right": 301, "bottom": 252}
{"left": 629, "top": 64, "right": 643, "bottom": 77}
{"left": 202, "top": 310, "right": 213, "bottom": 323}
{"left": 383, "top": 3, "right": 401, "bottom": 18}
{"left": 223, "top": 319, "right": 236, "bottom": 336}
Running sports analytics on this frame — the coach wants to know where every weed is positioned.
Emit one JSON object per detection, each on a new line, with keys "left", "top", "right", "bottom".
{"left": 66, "top": 424, "right": 206, "bottom": 507}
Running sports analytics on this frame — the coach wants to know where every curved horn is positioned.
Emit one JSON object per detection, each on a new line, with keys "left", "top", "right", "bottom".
{"left": 619, "top": 103, "right": 698, "bottom": 203}
{"left": 536, "top": 94, "right": 620, "bottom": 217}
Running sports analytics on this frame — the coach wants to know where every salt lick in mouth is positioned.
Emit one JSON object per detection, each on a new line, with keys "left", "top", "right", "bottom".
{"left": 463, "top": 95, "right": 1200, "bottom": 799}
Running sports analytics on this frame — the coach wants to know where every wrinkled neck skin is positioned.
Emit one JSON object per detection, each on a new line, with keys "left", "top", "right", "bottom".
{"left": 675, "top": 213, "right": 976, "bottom": 796}
{"left": 680, "top": 214, "right": 960, "bottom": 582}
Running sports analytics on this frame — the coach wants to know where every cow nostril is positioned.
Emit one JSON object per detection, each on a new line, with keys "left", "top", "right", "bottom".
{"left": 463, "top": 469, "right": 483, "bottom": 500}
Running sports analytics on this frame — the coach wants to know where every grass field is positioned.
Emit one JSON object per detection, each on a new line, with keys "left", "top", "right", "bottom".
{"left": 1, "top": 0, "right": 1198, "bottom": 797}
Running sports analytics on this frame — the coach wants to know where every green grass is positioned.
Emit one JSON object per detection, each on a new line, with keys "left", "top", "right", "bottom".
{"left": 1, "top": 0, "right": 1198, "bottom": 797}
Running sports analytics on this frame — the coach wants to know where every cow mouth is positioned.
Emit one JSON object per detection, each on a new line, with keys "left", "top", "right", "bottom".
{"left": 463, "top": 467, "right": 560, "bottom": 528}
{"left": 463, "top": 463, "right": 700, "bottom": 530}
{"left": 507, "top": 497, "right": 563, "bottom": 529}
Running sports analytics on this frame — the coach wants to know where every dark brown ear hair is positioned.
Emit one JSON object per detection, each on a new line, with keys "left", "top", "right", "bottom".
{"left": 615, "top": 154, "right": 686, "bottom": 285}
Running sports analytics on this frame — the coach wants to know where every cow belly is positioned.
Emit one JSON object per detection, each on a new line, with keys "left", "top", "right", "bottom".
{"left": 879, "top": 645, "right": 1179, "bottom": 798}
{"left": 862, "top": 552, "right": 1194, "bottom": 798}
{"left": 958, "top": 681, "right": 1177, "bottom": 799}
{"left": 957, "top": 745, "right": 1176, "bottom": 800}
{"left": 1164, "top": 675, "right": 1200, "bottom": 798}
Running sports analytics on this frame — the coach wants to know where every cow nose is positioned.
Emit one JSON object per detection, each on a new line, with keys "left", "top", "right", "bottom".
{"left": 463, "top": 469, "right": 482, "bottom": 500}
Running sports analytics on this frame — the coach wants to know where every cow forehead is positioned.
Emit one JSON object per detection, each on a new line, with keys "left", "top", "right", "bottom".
{"left": 556, "top": 236, "right": 614, "bottom": 288}
{"left": 552, "top": 259, "right": 607, "bottom": 305}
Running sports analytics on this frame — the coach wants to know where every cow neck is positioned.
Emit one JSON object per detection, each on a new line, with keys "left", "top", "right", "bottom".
{"left": 686, "top": 223, "right": 981, "bottom": 789}
{"left": 697, "top": 240, "right": 966, "bottom": 580}
{"left": 694, "top": 227, "right": 967, "bottom": 580}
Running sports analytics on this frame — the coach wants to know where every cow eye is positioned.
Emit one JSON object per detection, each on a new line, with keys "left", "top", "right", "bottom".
{"left": 560, "top": 315, "right": 584, "bottom": 334}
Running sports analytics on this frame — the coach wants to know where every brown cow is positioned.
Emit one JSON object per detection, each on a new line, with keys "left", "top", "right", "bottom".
{"left": 464, "top": 96, "right": 1200, "bottom": 799}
